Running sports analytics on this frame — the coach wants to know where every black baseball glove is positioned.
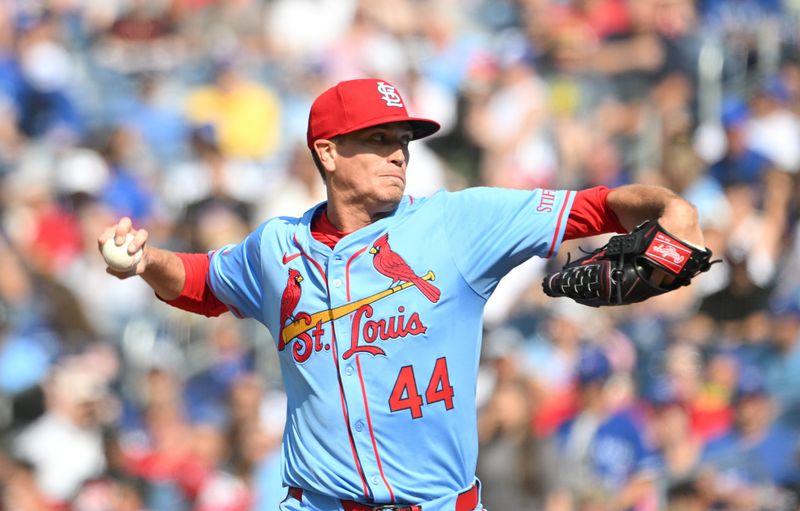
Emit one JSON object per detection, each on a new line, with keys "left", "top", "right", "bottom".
{"left": 542, "top": 220, "right": 718, "bottom": 307}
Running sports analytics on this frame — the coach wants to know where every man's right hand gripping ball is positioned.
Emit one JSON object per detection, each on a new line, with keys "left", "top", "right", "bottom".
{"left": 542, "top": 220, "right": 718, "bottom": 307}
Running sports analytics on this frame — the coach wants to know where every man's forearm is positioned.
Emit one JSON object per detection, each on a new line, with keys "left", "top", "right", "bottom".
{"left": 607, "top": 184, "right": 703, "bottom": 247}
{"left": 140, "top": 246, "right": 186, "bottom": 301}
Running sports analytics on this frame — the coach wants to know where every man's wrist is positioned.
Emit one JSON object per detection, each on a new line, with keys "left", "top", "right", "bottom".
{"left": 141, "top": 247, "right": 186, "bottom": 301}
{"left": 658, "top": 198, "right": 704, "bottom": 249}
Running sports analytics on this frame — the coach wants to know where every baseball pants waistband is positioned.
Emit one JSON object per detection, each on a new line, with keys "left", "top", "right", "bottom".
{"left": 287, "top": 483, "right": 479, "bottom": 511}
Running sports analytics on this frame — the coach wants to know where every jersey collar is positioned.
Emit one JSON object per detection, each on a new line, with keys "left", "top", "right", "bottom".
{"left": 298, "top": 196, "right": 411, "bottom": 254}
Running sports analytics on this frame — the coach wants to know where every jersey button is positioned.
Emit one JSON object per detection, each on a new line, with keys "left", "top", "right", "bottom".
{"left": 354, "top": 420, "right": 364, "bottom": 432}
{"left": 333, "top": 278, "right": 342, "bottom": 288}
{"left": 371, "top": 475, "right": 380, "bottom": 485}
{"left": 345, "top": 366, "right": 353, "bottom": 376}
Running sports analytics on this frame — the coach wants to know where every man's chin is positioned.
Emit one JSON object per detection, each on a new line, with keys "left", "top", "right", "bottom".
{"left": 384, "top": 183, "right": 406, "bottom": 199}
{"left": 376, "top": 189, "right": 405, "bottom": 210}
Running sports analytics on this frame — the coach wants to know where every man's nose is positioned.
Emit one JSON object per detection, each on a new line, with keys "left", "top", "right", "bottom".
{"left": 389, "top": 144, "right": 408, "bottom": 168}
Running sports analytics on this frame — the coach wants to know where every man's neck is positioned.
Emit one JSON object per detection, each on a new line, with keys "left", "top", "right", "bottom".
{"left": 325, "top": 198, "right": 395, "bottom": 232}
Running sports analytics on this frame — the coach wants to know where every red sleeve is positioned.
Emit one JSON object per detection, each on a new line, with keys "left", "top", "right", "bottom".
{"left": 563, "top": 186, "right": 627, "bottom": 240}
{"left": 159, "top": 252, "right": 229, "bottom": 317}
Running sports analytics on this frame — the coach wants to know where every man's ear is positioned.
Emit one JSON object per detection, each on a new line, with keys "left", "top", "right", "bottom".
{"left": 313, "top": 139, "right": 337, "bottom": 172}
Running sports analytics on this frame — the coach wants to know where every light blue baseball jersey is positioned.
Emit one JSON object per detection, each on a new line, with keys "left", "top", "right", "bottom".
{"left": 207, "top": 187, "right": 575, "bottom": 509}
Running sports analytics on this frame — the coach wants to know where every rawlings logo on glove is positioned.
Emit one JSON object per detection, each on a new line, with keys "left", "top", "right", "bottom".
{"left": 542, "top": 221, "right": 719, "bottom": 307}
{"left": 646, "top": 232, "right": 690, "bottom": 271}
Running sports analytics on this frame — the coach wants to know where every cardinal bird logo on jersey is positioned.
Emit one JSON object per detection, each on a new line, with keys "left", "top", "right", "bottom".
{"left": 279, "top": 269, "right": 309, "bottom": 350}
{"left": 370, "top": 233, "right": 441, "bottom": 303}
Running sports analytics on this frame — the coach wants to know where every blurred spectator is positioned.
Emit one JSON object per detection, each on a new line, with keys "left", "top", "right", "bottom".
{"left": 404, "top": 69, "right": 458, "bottom": 141}
{"left": 660, "top": 139, "right": 729, "bottom": 232}
{"left": 100, "top": 124, "right": 160, "bottom": 218}
{"left": 482, "top": 254, "right": 548, "bottom": 328}
{"left": 185, "top": 61, "right": 281, "bottom": 161}
{"left": 112, "top": 74, "right": 188, "bottom": 165}
{"left": 416, "top": 1, "right": 485, "bottom": 94}
{"left": 91, "top": 0, "right": 184, "bottom": 76}
{"left": 250, "top": 389, "right": 286, "bottom": 511}
{"left": 0, "top": 238, "right": 62, "bottom": 418}
{"left": 70, "top": 476, "right": 147, "bottom": 511}
{"left": 700, "top": 0, "right": 784, "bottom": 22}
{"left": 227, "top": 376, "right": 286, "bottom": 511}
{"left": 226, "top": 374, "right": 270, "bottom": 475}
{"left": 59, "top": 195, "right": 153, "bottom": 338}
{"left": 467, "top": 35, "right": 556, "bottom": 189}
{"left": 700, "top": 366, "right": 800, "bottom": 509}
{"left": 2, "top": 147, "right": 84, "bottom": 273}
{"left": 477, "top": 375, "right": 554, "bottom": 510}
{"left": 707, "top": 92, "right": 795, "bottom": 272}
{"left": 190, "top": 423, "right": 252, "bottom": 511}
{"left": 746, "top": 76, "right": 800, "bottom": 174}
{"left": 588, "top": 1, "right": 668, "bottom": 100}
{"left": 546, "top": 346, "right": 657, "bottom": 511}
{"left": 117, "top": 361, "right": 258, "bottom": 511}
{"left": 476, "top": 325, "right": 526, "bottom": 414}
{"left": 699, "top": 106, "right": 789, "bottom": 313}
{"left": 173, "top": 0, "right": 268, "bottom": 71}
{"left": 13, "top": 358, "right": 113, "bottom": 505}
{"left": 323, "top": 6, "right": 410, "bottom": 83}
{"left": 265, "top": 0, "right": 356, "bottom": 63}
{"left": 687, "top": 348, "right": 737, "bottom": 442}
{"left": 122, "top": 403, "right": 193, "bottom": 510}
{"left": 523, "top": 301, "right": 588, "bottom": 437}
{"left": 14, "top": 14, "right": 83, "bottom": 142}
{"left": 1, "top": 459, "right": 56, "bottom": 511}
{"left": 762, "top": 303, "right": 800, "bottom": 428}
{"left": 708, "top": 97, "right": 772, "bottom": 190}
{"left": 183, "top": 315, "right": 255, "bottom": 426}
{"left": 699, "top": 250, "right": 772, "bottom": 327}
{"left": 644, "top": 377, "right": 705, "bottom": 506}
{"left": 0, "top": 8, "right": 24, "bottom": 174}
{"left": 0, "top": 293, "right": 54, "bottom": 399}
{"left": 665, "top": 478, "right": 707, "bottom": 511}
{"left": 771, "top": 222, "right": 800, "bottom": 326}
{"left": 165, "top": 125, "right": 263, "bottom": 251}
{"left": 257, "top": 142, "right": 326, "bottom": 220}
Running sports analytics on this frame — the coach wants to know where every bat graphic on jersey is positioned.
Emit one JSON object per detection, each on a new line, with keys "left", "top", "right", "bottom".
{"left": 279, "top": 270, "right": 436, "bottom": 346}
{"left": 370, "top": 233, "right": 441, "bottom": 303}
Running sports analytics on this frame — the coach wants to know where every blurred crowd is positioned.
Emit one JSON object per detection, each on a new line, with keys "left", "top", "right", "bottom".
{"left": 0, "top": 0, "right": 800, "bottom": 510}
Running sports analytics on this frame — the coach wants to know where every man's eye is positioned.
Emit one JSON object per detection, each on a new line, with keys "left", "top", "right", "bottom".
{"left": 368, "top": 133, "right": 411, "bottom": 145}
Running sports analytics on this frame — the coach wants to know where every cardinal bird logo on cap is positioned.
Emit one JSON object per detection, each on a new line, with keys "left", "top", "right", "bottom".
{"left": 370, "top": 233, "right": 441, "bottom": 303}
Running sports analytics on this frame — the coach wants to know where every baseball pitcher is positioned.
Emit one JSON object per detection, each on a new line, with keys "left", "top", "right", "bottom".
{"left": 99, "top": 78, "right": 714, "bottom": 511}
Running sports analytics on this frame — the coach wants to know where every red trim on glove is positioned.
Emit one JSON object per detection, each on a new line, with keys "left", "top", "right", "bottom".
{"left": 564, "top": 186, "right": 627, "bottom": 240}
{"left": 161, "top": 252, "right": 228, "bottom": 317}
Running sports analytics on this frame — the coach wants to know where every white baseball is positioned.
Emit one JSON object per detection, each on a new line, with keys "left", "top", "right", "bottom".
{"left": 102, "top": 233, "right": 143, "bottom": 271}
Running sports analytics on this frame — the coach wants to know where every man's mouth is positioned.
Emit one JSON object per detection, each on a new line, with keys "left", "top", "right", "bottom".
{"left": 381, "top": 173, "right": 405, "bottom": 184}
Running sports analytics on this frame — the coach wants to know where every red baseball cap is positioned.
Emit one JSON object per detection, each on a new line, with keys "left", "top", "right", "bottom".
{"left": 306, "top": 78, "right": 440, "bottom": 149}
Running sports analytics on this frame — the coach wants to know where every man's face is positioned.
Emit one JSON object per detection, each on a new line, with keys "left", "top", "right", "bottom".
{"left": 325, "top": 123, "right": 413, "bottom": 212}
